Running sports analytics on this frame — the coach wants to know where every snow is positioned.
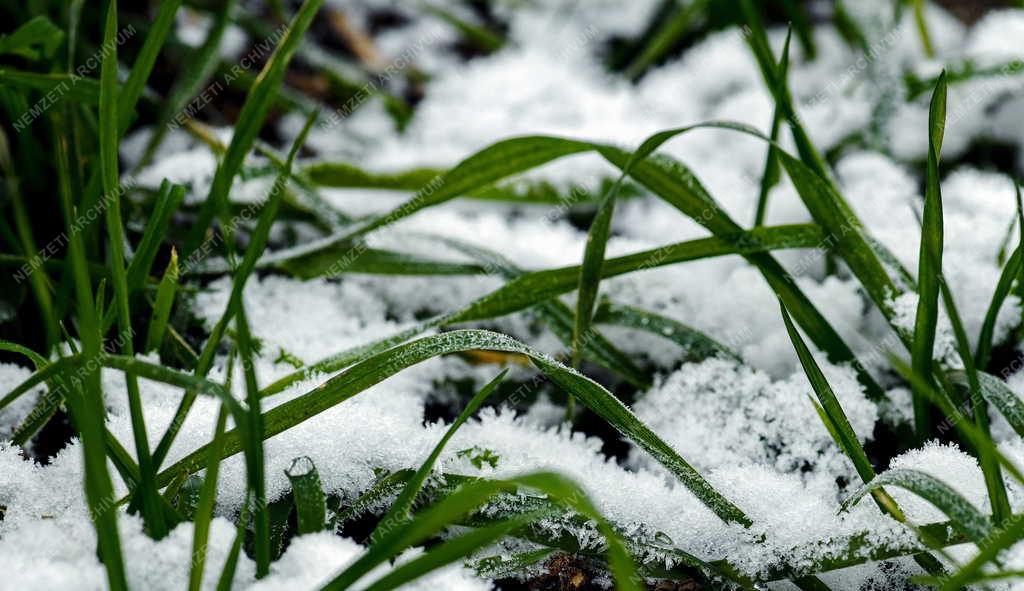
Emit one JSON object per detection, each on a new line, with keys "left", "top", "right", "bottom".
{"left": 0, "top": 363, "right": 43, "bottom": 441}
{"left": 966, "top": 10, "right": 1024, "bottom": 66}
{"left": 628, "top": 357, "right": 877, "bottom": 491}
{"left": 250, "top": 533, "right": 489, "bottom": 591}
{"left": 886, "top": 443, "right": 988, "bottom": 520}
{"left": 175, "top": 8, "right": 248, "bottom": 60}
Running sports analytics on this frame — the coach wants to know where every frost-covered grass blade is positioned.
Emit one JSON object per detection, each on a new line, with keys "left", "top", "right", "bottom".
{"left": 842, "top": 468, "right": 990, "bottom": 544}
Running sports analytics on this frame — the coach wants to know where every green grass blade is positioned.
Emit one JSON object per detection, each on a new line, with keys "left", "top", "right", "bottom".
{"left": 573, "top": 125, "right": 703, "bottom": 371}
{"left": 629, "top": 120, "right": 914, "bottom": 325}
{"left": 88, "top": 352, "right": 251, "bottom": 532}
{"left": 593, "top": 300, "right": 741, "bottom": 362}
{"left": 325, "top": 472, "right": 640, "bottom": 591}
{"left": 941, "top": 515, "right": 1024, "bottom": 590}
{"left": 0, "top": 15, "right": 63, "bottom": 60}
{"left": 421, "top": 2, "right": 504, "bottom": 52}
{"left": 574, "top": 184, "right": 617, "bottom": 368}
{"left": 324, "top": 478, "right": 531, "bottom": 589}
{"left": 372, "top": 369, "right": 508, "bottom": 542}
{"left": 285, "top": 456, "right": 327, "bottom": 535}
{"left": 927, "top": 569, "right": 1024, "bottom": 587}
{"left": 117, "top": 0, "right": 182, "bottom": 134}
{"left": 259, "top": 224, "right": 822, "bottom": 398}
{"left": 187, "top": 405, "right": 229, "bottom": 591}
{"left": 2, "top": 340, "right": 66, "bottom": 446}
{"left": 145, "top": 248, "right": 179, "bottom": 353}
{"left": 216, "top": 494, "right": 251, "bottom": 591}
{"left": 779, "top": 300, "right": 909, "bottom": 524}
{"left": 301, "top": 161, "right": 442, "bottom": 191}
{"left": 739, "top": 7, "right": 921, "bottom": 307}
{"left": 534, "top": 300, "right": 650, "bottom": 389}
{"left": 927, "top": 72, "right": 947, "bottom": 158}
{"left": 601, "top": 147, "right": 886, "bottom": 401}
{"left": 51, "top": 61, "right": 128, "bottom": 591}
{"left": 11, "top": 385, "right": 63, "bottom": 446}
{"left": 269, "top": 245, "right": 488, "bottom": 279}
{"left": 265, "top": 223, "right": 820, "bottom": 320}
{"left": 98, "top": 2, "right": 122, "bottom": 319}
{"left": 414, "top": 233, "right": 650, "bottom": 387}
{"left": 139, "top": 0, "right": 236, "bottom": 169}
{"left": 741, "top": 1, "right": 827, "bottom": 177}
{"left": 184, "top": 0, "right": 324, "bottom": 254}
{"left": 753, "top": 30, "right": 789, "bottom": 227}
{"left": 95, "top": 279, "right": 107, "bottom": 321}
{"left": 0, "top": 338, "right": 48, "bottom": 368}
{"left": 905, "top": 59, "right": 1024, "bottom": 101}
{"left": 776, "top": 152, "right": 900, "bottom": 319}
{"left": 0, "top": 69, "right": 100, "bottom": 104}
{"left": 360, "top": 519, "right": 546, "bottom": 591}
{"left": 912, "top": 0, "right": 935, "bottom": 58}
{"left": 623, "top": 0, "right": 706, "bottom": 80}
{"left": 450, "top": 224, "right": 823, "bottom": 322}
{"left": 739, "top": 0, "right": 776, "bottom": 85}
{"left": 156, "top": 329, "right": 751, "bottom": 526}
{"left": 0, "top": 253, "right": 108, "bottom": 277}
{"left": 787, "top": 303, "right": 949, "bottom": 591}
{"left": 0, "top": 355, "right": 78, "bottom": 410}
{"left": 100, "top": 0, "right": 166, "bottom": 538}
{"left": 66, "top": 0, "right": 85, "bottom": 69}
{"left": 739, "top": 0, "right": 828, "bottom": 178}
{"left": 779, "top": 300, "right": 876, "bottom": 483}
{"left": 330, "top": 137, "right": 593, "bottom": 246}
{"left": 332, "top": 470, "right": 413, "bottom": 530}
{"left": 3, "top": 152, "right": 59, "bottom": 351}
{"left": 100, "top": 355, "right": 241, "bottom": 405}
{"left": 260, "top": 318, "right": 446, "bottom": 399}
{"left": 976, "top": 182, "right": 1024, "bottom": 369}
{"left": 950, "top": 371, "right": 1024, "bottom": 439}
{"left": 890, "top": 355, "right": 1024, "bottom": 488}
{"left": 125, "top": 181, "right": 185, "bottom": 293}
{"left": 842, "top": 468, "right": 990, "bottom": 544}
{"left": 152, "top": 110, "right": 318, "bottom": 468}
{"left": 927, "top": 228, "right": 1012, "bottom": 522}
{"left": 234, "top": 302, "right": 270, "bottom": 577}
{"left": 779, "top": 0, "right": 816, "bottom": 58}
{"left": 471, "top": 548, "right": 555, "bottom": 579}
{"left": 910, "top": 71, "right": 948, "bottom": 442}
{"left": 300, "top": 161, "right": 609, "bottom": 205}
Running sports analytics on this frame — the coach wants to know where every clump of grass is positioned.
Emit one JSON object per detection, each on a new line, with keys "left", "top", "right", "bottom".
{"left": 3, "top": 1, "right": 1024, "bottom": 590}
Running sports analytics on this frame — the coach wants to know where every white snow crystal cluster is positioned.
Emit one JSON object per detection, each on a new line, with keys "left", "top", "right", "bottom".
{"left": 628, "top": 357, "right": 877, "bottom": 491}
{"left": 0, "top": 363, "right": 43, "bottom": 441}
